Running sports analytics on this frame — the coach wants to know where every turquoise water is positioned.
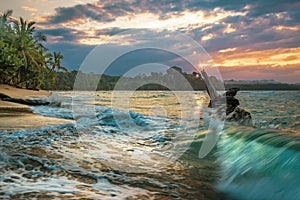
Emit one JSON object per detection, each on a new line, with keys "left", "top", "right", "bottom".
{"left": 0, "top": 91, "right": 299, "bottom": 199}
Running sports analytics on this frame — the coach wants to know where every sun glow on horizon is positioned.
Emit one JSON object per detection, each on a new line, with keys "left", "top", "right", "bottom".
{"left": 213, "top": 47, "right": 300, "bottom": 67}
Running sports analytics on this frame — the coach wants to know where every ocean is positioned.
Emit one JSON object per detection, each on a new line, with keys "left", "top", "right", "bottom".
{"left": 0, "top": 90, "right": 299, "bottom": 199}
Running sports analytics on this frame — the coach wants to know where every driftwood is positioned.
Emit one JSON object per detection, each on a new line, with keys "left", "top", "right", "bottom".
{"left": 0, "top": 93, "right": 50, "bottom": 106}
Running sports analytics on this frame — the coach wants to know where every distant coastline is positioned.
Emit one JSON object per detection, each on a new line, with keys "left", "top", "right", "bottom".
{"left": 224, "top": 81, "right": 300, "bottom": 90}
{"left": 54, "top": 68, "right": 300, "bottom": 91}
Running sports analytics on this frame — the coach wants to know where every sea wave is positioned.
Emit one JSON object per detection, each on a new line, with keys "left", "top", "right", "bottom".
{"left": 217, "top": 126, "right": 300, "bottom": 200}
{"left": 1, "top": 91, "right": 299, "bottom": 199}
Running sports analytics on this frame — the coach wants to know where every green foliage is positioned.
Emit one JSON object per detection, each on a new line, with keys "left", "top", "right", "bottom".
{"left": 0, "top": 41, "right": 22, "bottom": 83}
{"left": 0, "top": 10, "right": 67, "bottom": 90}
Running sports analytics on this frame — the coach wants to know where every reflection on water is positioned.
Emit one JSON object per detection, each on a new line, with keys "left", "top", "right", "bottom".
{"left": 0, "top": 91, "right": 226, "bottom": 199}
{"left": 1, "top": 91, "right": 299, "bottom": 199}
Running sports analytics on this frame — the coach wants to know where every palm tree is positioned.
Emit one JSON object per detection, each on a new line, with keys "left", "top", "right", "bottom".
{"left": 0, "top": 10, "right": 23, "bottom": 85}
{"left": 1, "top": 9, "right": 68, "bottom": 90}
{"left": 11, "top": 17, "right": 48, "bottom": 88}
{"left": 0, "top": 9, "right": 13, "bottom": 33}
{"left": 45, "top": 51, "right": 68, "bottom": 89}
{"left": 0, "top": 9, "right": 13, "bottom": 23}
{"left": 53, "top": 52, "right": 63, "bottom": 70}
{"left": 0, "top": 10, "right": 16, "bottom": 44}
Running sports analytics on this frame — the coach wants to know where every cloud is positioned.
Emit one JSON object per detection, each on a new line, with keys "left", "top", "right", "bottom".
{"left": 41, "top": 0, "right": 299, "bottom": 50}
{"left": 48, "top": 3, "right": 116, "bottom": 23}
{"left": 195, "top": 10, "right": 300, "bottom": 52}
{"left": 41, "top": 28, "right": 84, "bottom": 42}
{"left": 212, "top": 47, "right": 300, "bottom": 67}
{"left": 44, "top": 0, "right": 251, "bottom": 26}
{"left": 219, "top": 47, "right": 237, "bottom": 53}
{"left": 95, "top": 27, "right": 130, "bottom": 36}
{"left": 246, "top": 0, "right": 300, "bottom": 18}
{"left": 283, "top": 55, "right": 298, "bottom": 61}
{"left": 35, "top": 0, "right": 300, "bottom": 83}
{"left": 21, "top": 6, "right": 38, "bottom": 13}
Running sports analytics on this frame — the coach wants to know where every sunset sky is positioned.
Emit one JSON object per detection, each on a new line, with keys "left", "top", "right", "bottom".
{"left": 1, "top": 0, "right": 299, "bottom": 83}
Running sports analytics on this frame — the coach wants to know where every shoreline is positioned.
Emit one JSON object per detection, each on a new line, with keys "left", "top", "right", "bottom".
{"left": 0, "top": 84, "right": 73, "bottom": 130}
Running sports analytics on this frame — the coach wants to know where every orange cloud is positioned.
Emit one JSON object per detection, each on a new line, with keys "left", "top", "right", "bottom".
{"left": 59, "top": 8, "right": 247, "bottom": 43}
{"left": 274, "top": 25, "right": 299, "bottom": 31}
{"left": 219, "top": 47, "right": 237, "bottom": 53}
{"left": 202, "top": 33, "right": 214, "bottom": 41}
{"left": 224, "top": 24, "right": 236, "bottom": 33}
{"left": 283, "top": 55, "right": 298, "bottom": 61}
{"left": 21, "top": 6, "right": 38, "bottom": 12}
{"left": 212, "top": 47, "right": 300, "bottom": 67}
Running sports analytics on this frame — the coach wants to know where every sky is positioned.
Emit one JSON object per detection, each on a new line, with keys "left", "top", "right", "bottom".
{"left": 1, "top": 0, "right": 300, "bottom": 83}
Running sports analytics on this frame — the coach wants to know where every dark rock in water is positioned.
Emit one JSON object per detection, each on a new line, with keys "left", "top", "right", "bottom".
{"left": 200, "top": 69, "right": 252, "bottom": 126}
{"left": 224, "top": 88, "right": 240, "bottom": 115}
{"left": 225, "top": 87, "right": 240, "bottom": 97}
{"left": 226, "top": 107, "right": 252, "bottom": 126}
{"left": 226, "top": 97, "right": 239, "bottom": 115}
{"left": 0, "top": 93, "right": 50, "bottom": 106}
{"left": 206, "top": 88, "right": 252, "bottom": 126}
{"left": 224, "top": 88, "right": 252, "bottom": 126}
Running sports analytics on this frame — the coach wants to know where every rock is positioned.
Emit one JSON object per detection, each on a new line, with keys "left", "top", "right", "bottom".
{"left": 224, "top": 88, "right": 252, "bottom": 126}
{"left": 225, "top": 87, "right": 240, "bottom": 97}
{"left": 226, "top": 107, "right": 252, "bottom": 126}
{"left": 206, "top": 88, "right": 253, "bottom": 126}
{"left": 200, "top": 70, "right": 252, "bottom": 126}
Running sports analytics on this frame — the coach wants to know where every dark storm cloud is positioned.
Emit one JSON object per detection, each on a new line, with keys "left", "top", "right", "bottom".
{"left": 185, "top": 0, "right": 300, "bottom": 52}
{"left": 41, "top": 28, "right": 85, "bottom": 41}
{"left": 41, "top": 27, "right": 131, "bottom": 44}
{"left": 45, "top": 0, "right": 300, "bottom": 26}
{"left": 184, "top": 0, "right": 248, "bottom": 11}
{"left": 95, "top": 27, "right": 130, "bottom": 36}
{"left": 289, "top": 10, "right": 300, "bottom": 26}
{"left": 222, "top": 15, "right": 250, "bottom": 24}
{"left": 43, "top": 0, "right": 300, "bottom": 48}
{"left": 201, "top": 24, "right": 300, "bottom": 53}
{"left": 48, "top": 3, "right": 116, "bottom": 23}
{"left": 46, "top": 0, "right": 246, "bottom": 25}
{"left": 247, "top": 0, "right": 300, "bottom": 17}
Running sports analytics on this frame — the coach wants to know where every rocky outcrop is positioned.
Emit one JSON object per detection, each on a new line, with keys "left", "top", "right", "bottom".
{"left": 200, "top": 70, "right": 252, "bottom": 126}
{"left": 224, "top": 87, "right": 252, "bottom": 125}
{"left": 226, "top": 106, "right": 252, "bottom": 126}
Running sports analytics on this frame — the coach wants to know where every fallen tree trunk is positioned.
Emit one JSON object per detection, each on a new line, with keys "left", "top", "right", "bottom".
{"left": 0, "top": 93, "right": 50, "bottom": 106}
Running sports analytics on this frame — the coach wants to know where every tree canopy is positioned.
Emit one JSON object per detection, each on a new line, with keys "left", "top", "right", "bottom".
{"left": 0, "top": 10, "right": 66, "bottom": 90}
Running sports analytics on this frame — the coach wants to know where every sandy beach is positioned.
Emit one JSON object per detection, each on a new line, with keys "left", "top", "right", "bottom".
{"left": 0, "top": 84, "right": 73, "bottom": 130}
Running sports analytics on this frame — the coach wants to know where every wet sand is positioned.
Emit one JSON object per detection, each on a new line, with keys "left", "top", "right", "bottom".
{"left": 0, "top": 84, "right": 50, "bottom": 98}
{"left": 0, "top": 84, "right": 73, "bottom": 130}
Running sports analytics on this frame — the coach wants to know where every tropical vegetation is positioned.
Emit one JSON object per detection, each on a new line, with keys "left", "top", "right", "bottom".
{"left": 0, "top": 10, "right": 67, "bottom": 90}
